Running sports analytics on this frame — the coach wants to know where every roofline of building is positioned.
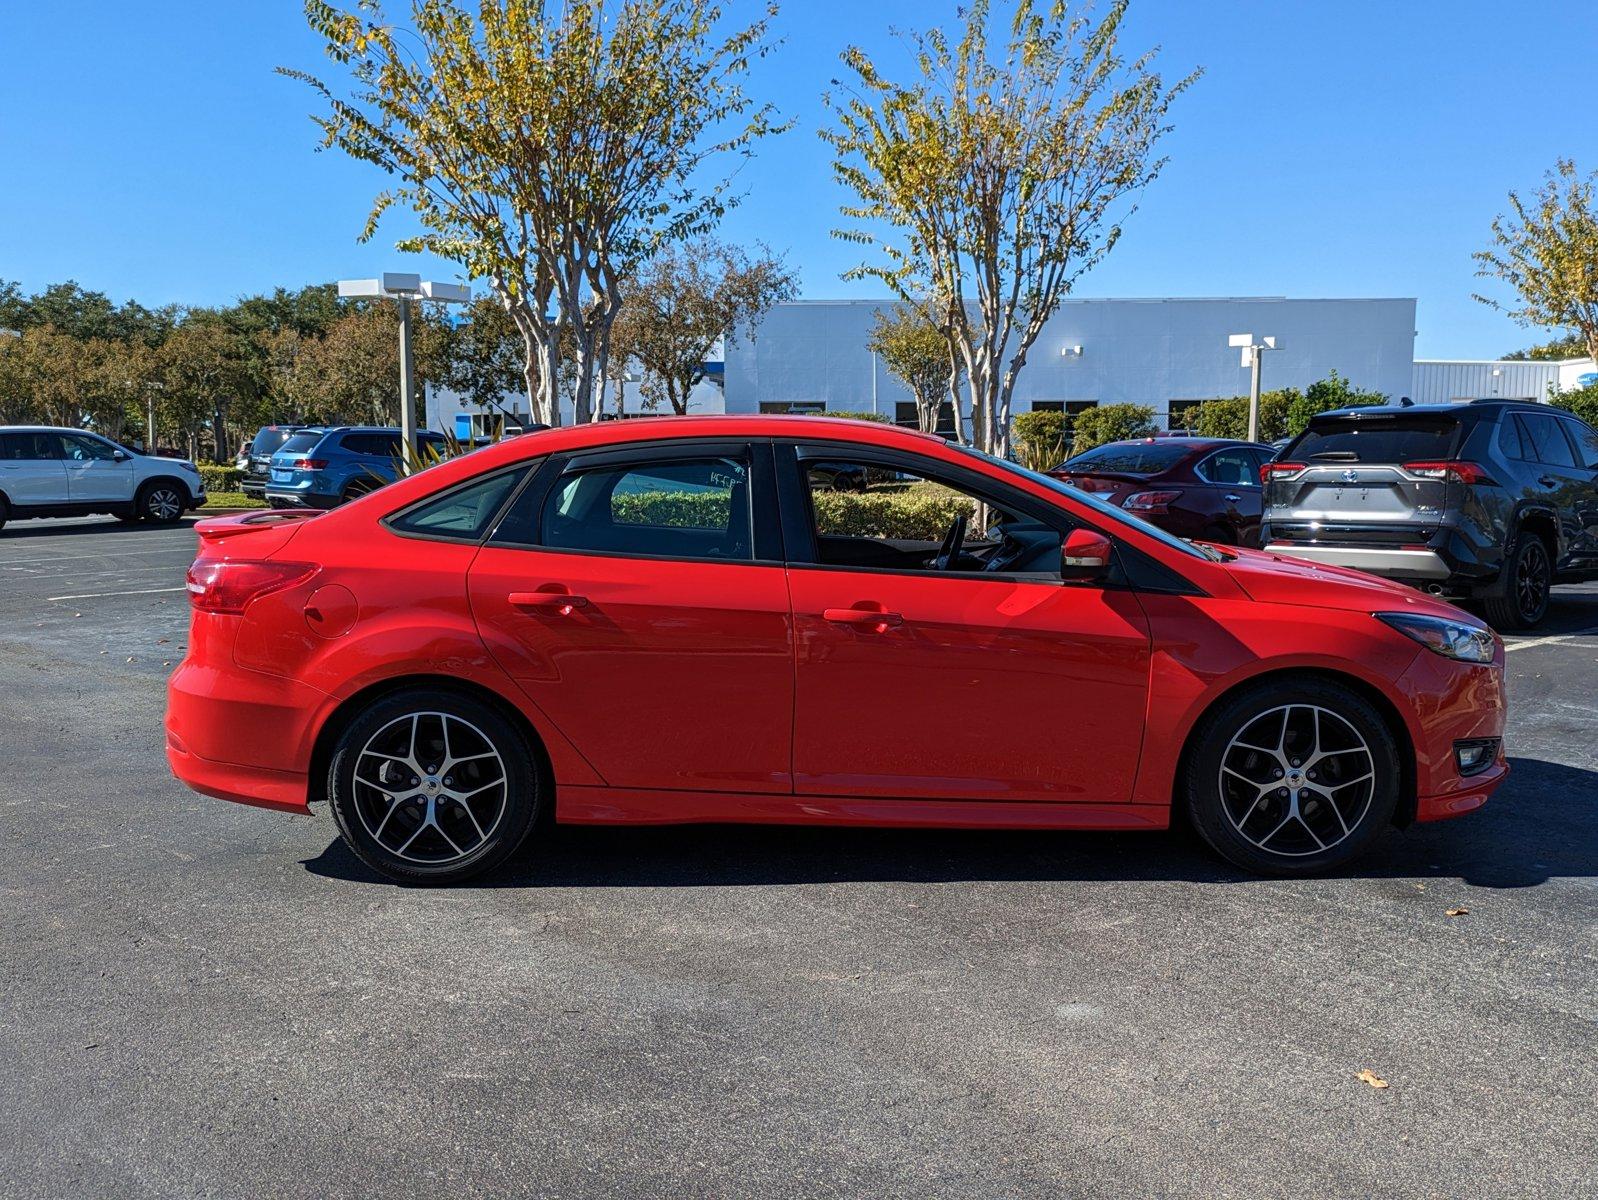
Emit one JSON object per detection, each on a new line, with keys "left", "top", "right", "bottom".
{"left": 1413, "top": 357, "right": 1594, "bottom": 366}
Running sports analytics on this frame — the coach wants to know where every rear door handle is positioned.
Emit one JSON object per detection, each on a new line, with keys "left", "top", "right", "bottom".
{"left": 824, "top": 607, "right": 903, "bottom": 630}
{"left": 1540, "top": 476, "right": 1562, "bottom": 488}
{"left": 509, "top": 590, "right": 590, "bottom": 614}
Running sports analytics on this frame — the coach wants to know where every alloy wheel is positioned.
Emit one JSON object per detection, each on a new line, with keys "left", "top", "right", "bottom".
{"left": 1217, "top": 704, "right": 1376, "bottom": 858}
{"left": 352, "top": 711, "right": 509, "bottom": 866}
{"left": 146, "top": 487, "right": 183, "bottom": 521}
{"left": 1516, "top": 540, "right": 1550, "bottom": 623}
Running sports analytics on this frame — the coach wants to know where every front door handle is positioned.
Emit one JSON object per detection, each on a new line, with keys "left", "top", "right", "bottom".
{"left": 1224, "top": 493, "right": 1242, "bottom": 503}
{"left": 823, "top": 607, "right": 903, "bottom": 631}
{"left": 509, "top": 590, "right": 590, "bottom": 615}
{"left": 1539, "top": 476, "right": 1562, "bottom": 488}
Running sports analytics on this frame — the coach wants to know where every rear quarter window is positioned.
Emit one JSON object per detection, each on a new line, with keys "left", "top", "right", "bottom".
{"left": 1291, "top": 417, "right": 1460, "bottom": 463}
{"left": 277, "top": 432, "right": 324, "bottom": 456}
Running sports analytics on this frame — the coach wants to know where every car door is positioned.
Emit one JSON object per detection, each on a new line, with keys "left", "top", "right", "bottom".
{"left": 1195, "top": 446, "right": 1263, "bottom": 546}
{"left": 1517, "top": 412, "right": 1589, "bottom": 568}
{"left": 779, "top": 442, "right": 1153, "bottom": 803}
{"left": 1554, "top": 415, "right": 1598, "bottom": 561}
{"left": 0, "top": 431, "right": 69, "bottom": 505}
{"left": 60, "top": 432, "right": 134, "bottom": 502}
{"left": 466, "top": 441, "right": 795, "bottom": 794}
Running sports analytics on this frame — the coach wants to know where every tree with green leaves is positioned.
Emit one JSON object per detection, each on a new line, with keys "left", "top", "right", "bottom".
{"left": 618, "top": 238, "right": 798, "bottom": 416}
{"left": 823, "top": 0, "right": 1195, "bottom": 456}
{"left": 1503, "top": 332, "right": 1588, "bottom": 361}
{"left": 1068, "top": 402, "right": 1156, "bottom": 455}
{"left": 157, "top": 319, "right": 258, "bottom": 460}
{"left": 1474, "top": 159, "right": 1598, "bottom": 364}
{"left": 867, "top": 303, "right": 954, "bottom": 433}
{"left": 285, "top": 0, "right": 785, "bottom": 426}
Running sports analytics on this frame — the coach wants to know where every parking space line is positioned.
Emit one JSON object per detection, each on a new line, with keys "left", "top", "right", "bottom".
{"left": 1504, "top": 627, "right": 1598, "bottom": 653}
{"left": 45, "top": 586, "right": 188, "bottom": 602}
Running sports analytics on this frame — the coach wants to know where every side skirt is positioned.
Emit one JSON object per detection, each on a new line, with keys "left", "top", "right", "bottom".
{"left": 557, "top": 786, "right": 1170, "bottom": 831}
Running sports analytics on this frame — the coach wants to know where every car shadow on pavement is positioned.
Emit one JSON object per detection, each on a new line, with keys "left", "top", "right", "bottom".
{"left": 0, "top": 517, "right": 200, "bottom": 540}
{"left": 301, "top": 755, "right": 1596, "bottom": 891}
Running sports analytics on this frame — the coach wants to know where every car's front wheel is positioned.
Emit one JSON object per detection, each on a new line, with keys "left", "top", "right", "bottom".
{"left": 1184, "top": 679, "right": 1400, "bottom": 875}
{"left": 138, "top": 480, "right": 186, "bottom": 524}
{"left": 327, "top": 690, "right": 541, "bottom": 885}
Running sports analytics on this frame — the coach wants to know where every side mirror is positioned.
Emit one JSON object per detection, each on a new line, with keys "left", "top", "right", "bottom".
{"left": 112, "top": 449, "right": 129, "bottom": 461}
{"left": 1061, "top": 527, "right": 1113, "bottom": 581}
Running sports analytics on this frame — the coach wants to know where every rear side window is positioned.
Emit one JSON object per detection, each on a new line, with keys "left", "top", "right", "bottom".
{"left": 1196, "top": 448, "right": 1258, "bottom": 486}
{"left": 537, "top": 456, "right": 752, "bottom": 561}
{"left": 1517, "top": 414, "right": 1577, "bottom": 468}
{"left": 343, "top": 433, "right": 402, "bottom": 457}
{"left": 1291, "top": 417, "right": 1459, "bottom": 463}
{"left": 388, "top": 469, "right": 525, "bottom": 541}
{"left": 0, "top": 432, "right": 64, "bottom": 460}
{"left": 1560, "top": 418, "right": 1598, "bottom": 470}
{"left": 251, "top": 428, "right": 296, "bottom": 457}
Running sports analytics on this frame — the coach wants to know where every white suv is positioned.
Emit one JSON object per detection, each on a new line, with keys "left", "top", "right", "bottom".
{"left": 0, "top": 427, "right": 206, "bottom": 531}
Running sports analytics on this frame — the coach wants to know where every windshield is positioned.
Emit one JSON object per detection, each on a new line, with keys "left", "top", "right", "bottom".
{"left": 276, "top": 432, "right": 324, "bottom": 457}
{"left": 1289, "top": 416, "right": 1460, "bottom": 463}
{"left": 951, "top": 445, "right": 1208, "bottom": 560}
{"left": 1060, "top": 441, "right": 1191, "bottom": 474}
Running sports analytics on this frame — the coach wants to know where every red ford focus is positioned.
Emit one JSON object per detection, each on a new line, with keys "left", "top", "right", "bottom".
{"left": 166, "top": 416, "right": 1508, "bottom": 884}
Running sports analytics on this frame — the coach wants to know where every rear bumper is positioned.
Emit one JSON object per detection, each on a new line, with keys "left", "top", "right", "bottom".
{"left": 1265, "top": 542, "right": 1452, "bottom": 580}
{"left": 166, "top": 733, "right": 310, "bottom": 814}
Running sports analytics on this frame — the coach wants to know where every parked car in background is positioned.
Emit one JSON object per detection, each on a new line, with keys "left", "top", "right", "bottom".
{"left": 0, "top": 426, "right": 206, "bottom": 530}
{"left": 241, "top": 425, "right": 319, "bottom": 500}
{"left": 1261, "top": 400, "right": 1598, "bottom": 629}
{"left": 1049, "top": 436, "right": 1276, "bottom": 547}
{"left": 265, "top": 426, "right": 450, "bottom": 509}
{"left": 169, "top": 415, "right": 1507, "bottom": 885}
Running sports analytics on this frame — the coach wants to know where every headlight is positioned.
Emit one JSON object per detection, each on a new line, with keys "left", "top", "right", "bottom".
{"left": 1374, "top": 612, "right": 1497, "bottom": 663}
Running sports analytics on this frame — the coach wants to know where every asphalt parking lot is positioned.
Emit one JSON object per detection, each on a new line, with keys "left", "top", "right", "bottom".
{"left": 2, "top": 516, "right": 1595, "bottom": 1199}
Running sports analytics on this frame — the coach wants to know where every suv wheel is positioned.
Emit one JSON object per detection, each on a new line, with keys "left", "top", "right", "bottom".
{"left": 139, "top": 481, "right": 186, "bottom": 525}
{"left": 1184, "top": 679, "right": 1399, "bottom": 875}
{"left": 327, "top": 690, "right": 541, "bottom": 885}
{"left": 0, "top": 495, "right": 8, "bottom": 531}
{"left": 1483, "top": 532, "right": 1551, "bottom": 630}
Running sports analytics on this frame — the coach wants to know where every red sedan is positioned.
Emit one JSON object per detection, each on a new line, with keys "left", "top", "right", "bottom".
{"left": 166, "top": 416, "right": 1508, "bottom": 884}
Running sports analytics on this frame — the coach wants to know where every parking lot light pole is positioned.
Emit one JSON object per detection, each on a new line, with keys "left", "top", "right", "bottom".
{"left": 1227, "top": 333, "right": 1278, "bottom": 442}
{"left": 337, "top": 274, "right": 472, "bottom": 472}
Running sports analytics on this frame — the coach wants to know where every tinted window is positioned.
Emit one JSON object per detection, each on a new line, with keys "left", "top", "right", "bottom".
{"left": 1518, "top": 413, "right": 1576, "bottom": 468}
{"left": 540, "top": 456, "right": 751, "bottom": 560}
{"left": 1497, "top": 415, "right": 1528, "bottom": 460}
{"left": 1197, "top": 448, "right": 1258, "bottom": 486}
{"left": 1291, "top": 416, "right": 1460, "bottom": 463}
{"left": 278, "top": 432, "right": 324, "bottom": 456}
{"left": 1061, "top": 441, "right": 1191, "bottom": 474}
{"left": 251, "top": 428, "right": 297, "bottom": 457}
{"left": 61, "top": 433, "right": 118, "bottom": 462}
{"left": 0, "top": 432, "right": 60, "bottom": 460}
{"left": 390, "top": 469, "right": 524, "bottom": 540}
{"left": 1560, "top": 418, "right": 1598, "bottom": 470}
{"left": 343, "top": 433, "right": 401, "bottom": 457}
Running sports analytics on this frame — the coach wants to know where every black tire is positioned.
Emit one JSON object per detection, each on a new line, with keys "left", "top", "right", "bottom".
{"left": 0, "top": 495, "right": 8, "bottom": 532}
{"left": 1483, "top": 531, "right": 1552, "bottom": 630}
{"left": 138, "top": 480, "right": 187, "bottom": 525}
{"left": 1184, "top": 678, "right": 1400, "bottom": 876}
{"left": 327, "top": 689, "right": 541, "bottom": 885}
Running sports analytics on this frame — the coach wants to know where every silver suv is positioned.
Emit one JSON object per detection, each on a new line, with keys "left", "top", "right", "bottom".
{"left": 0, "top": 427, "right": 206, "bottom": 531}
{"left": 1261, "top": 401, "right": 1598, "bottom": 629}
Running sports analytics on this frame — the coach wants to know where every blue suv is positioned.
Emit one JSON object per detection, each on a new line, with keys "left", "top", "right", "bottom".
{"left": 265, "top": 426, "right": 450, "bottom": 509}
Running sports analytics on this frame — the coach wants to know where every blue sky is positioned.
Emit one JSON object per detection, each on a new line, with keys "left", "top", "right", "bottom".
{"left": 2, "top": 0, "right": 1594, "bottom": 358}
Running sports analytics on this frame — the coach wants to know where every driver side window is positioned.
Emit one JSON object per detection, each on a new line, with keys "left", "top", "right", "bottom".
{"left": 800, "top": 457, "right": 1058, "bottom": 576}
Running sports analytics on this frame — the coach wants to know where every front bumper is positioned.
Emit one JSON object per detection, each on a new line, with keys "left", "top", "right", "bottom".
{"left": 1397, "top": 645, "right": 1509, "bottom": 820}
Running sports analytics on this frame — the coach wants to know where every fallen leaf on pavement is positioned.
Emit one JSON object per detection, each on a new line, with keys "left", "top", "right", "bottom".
{"left": 1446, "top": 908, "right": 1469, "bottom": 917}
{"left": 1356, "top": 1070, "right": 1390, "bottom": 1089}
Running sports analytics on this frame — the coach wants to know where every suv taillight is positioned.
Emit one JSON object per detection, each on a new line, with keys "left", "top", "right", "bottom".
{"left": 186, "top": 560, "right": 318, "bottom": 614}
{"left": 291, "top": 457, "right": 328, "bottom": 470}
{"left": 1403, "top": 460, "right": 1496, "bottom": 485}
{"left": 1260, "top": 461, "right": 1305, "bottom": 483}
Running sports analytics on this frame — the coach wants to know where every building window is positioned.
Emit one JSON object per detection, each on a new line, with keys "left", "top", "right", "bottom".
{"left": 1028, "top": 400, "right": 1097, "bottom": 416}
{"left": 893, "top": 401, "right": 958, "bottom": 435}
{"left": 759, "top": 401, "right": 827, "bottom": 415}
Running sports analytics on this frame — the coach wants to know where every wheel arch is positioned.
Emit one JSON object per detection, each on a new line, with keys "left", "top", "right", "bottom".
{"left": 1170, "top": 666, "right": 1419, "bottom": 829}
{"left": 306, "top": 673, "right": 555, "bottom": 813}
{"left": 138, "top": 473, "right": 194, "bottom": 502}
{"left": 1509, "top": 504, "right": 1560, "bottom": 560}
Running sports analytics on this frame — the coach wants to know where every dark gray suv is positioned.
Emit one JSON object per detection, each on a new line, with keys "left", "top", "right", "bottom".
{"left": 1261, "top": 401, "right": 1598, "bottom": 629}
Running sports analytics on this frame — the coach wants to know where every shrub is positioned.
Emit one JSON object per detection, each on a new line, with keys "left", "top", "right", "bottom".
{"left": 1189, "top": 392, "right": 1294, "bottom": 442}
{"left": 1069, "top": 404, "right": 1157, "bottom": 456}
{"left": 822, "top": 409, "right": 893, "bottom": 422}
{"left": 197, "top": 464, "right": 243, "bottom": 492}
{"left": 1286, "top": 370, "right": 1386, "bottom": 436}
{"left": 1549, "top": 380, "right": 1598, "bottom": 428}
{"left": 1012, "top": 410, "right": 1068, "bottom": 471}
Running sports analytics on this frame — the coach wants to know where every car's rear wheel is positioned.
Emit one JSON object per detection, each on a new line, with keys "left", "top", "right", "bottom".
{"left": 138, "top": 481, "right": 186, "bottom": 524}
{"left": 0, "top": 496, "right": 8, "bottom": 531}
{"left": 327, "top": 690, "right": 541, "bottom": 885}
{"left": 1184, "top": 679, "right": 1400, "bottom": 875}
{"left": 1483, "top": 532, "right": 1551, "bottom": 630}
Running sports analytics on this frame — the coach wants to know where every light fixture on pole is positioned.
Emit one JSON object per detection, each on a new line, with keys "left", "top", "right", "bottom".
{"left": 337, "top": 273, "right": 472, "bottom": 471}
{"left": 1227, "top": 333, "right": 1278, "bottom": 443}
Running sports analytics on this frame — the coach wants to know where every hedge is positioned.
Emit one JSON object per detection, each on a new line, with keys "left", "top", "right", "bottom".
{"left": 197, "top": 463, "right": 244, "bottom": 492}
{"left": 612, "top": 488, "right": 970, "bottom": 543}
{"left": 1549, "top": 381, "right": 1598, "bottom": 428}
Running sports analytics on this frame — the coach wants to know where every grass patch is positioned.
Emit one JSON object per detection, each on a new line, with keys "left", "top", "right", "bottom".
{"left": 203, "top": 492, "right": 267, "bottom": 510}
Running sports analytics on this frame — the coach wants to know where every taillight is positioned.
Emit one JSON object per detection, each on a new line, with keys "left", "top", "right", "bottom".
{"left": 1261, "top": 461, "right": 1305, "bottom": 483}
{"left": 186, "top": 560, "right": 318, "bottom": 614}
{"left": 1403, "top": 460, "right": 1496, "bottom": 485}
{"left": 291, "top": 458, "right": 328, "bottom": 470}
{"left": 1123, "top": 490, "right": 1182, "bottom": 514}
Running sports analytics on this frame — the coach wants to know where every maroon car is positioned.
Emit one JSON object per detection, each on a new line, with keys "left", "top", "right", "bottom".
{"left": 1049, "top": 436, "right": 1276, "bottom": 547}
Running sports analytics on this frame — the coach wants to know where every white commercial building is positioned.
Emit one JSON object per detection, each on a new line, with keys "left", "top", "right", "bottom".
{"left": 1411, "top": 357, "right": 1596, "bottom": 405}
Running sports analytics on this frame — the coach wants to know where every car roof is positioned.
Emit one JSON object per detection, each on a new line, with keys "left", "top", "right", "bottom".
{"left": 0, "top": 425, "right": 103, "bottom": 434}
{"left": 1076, "top": 436, "right": 1270, "bottom": 452}
{"left": 1311, "top": 400, "right": 1553, "bottom": 422}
